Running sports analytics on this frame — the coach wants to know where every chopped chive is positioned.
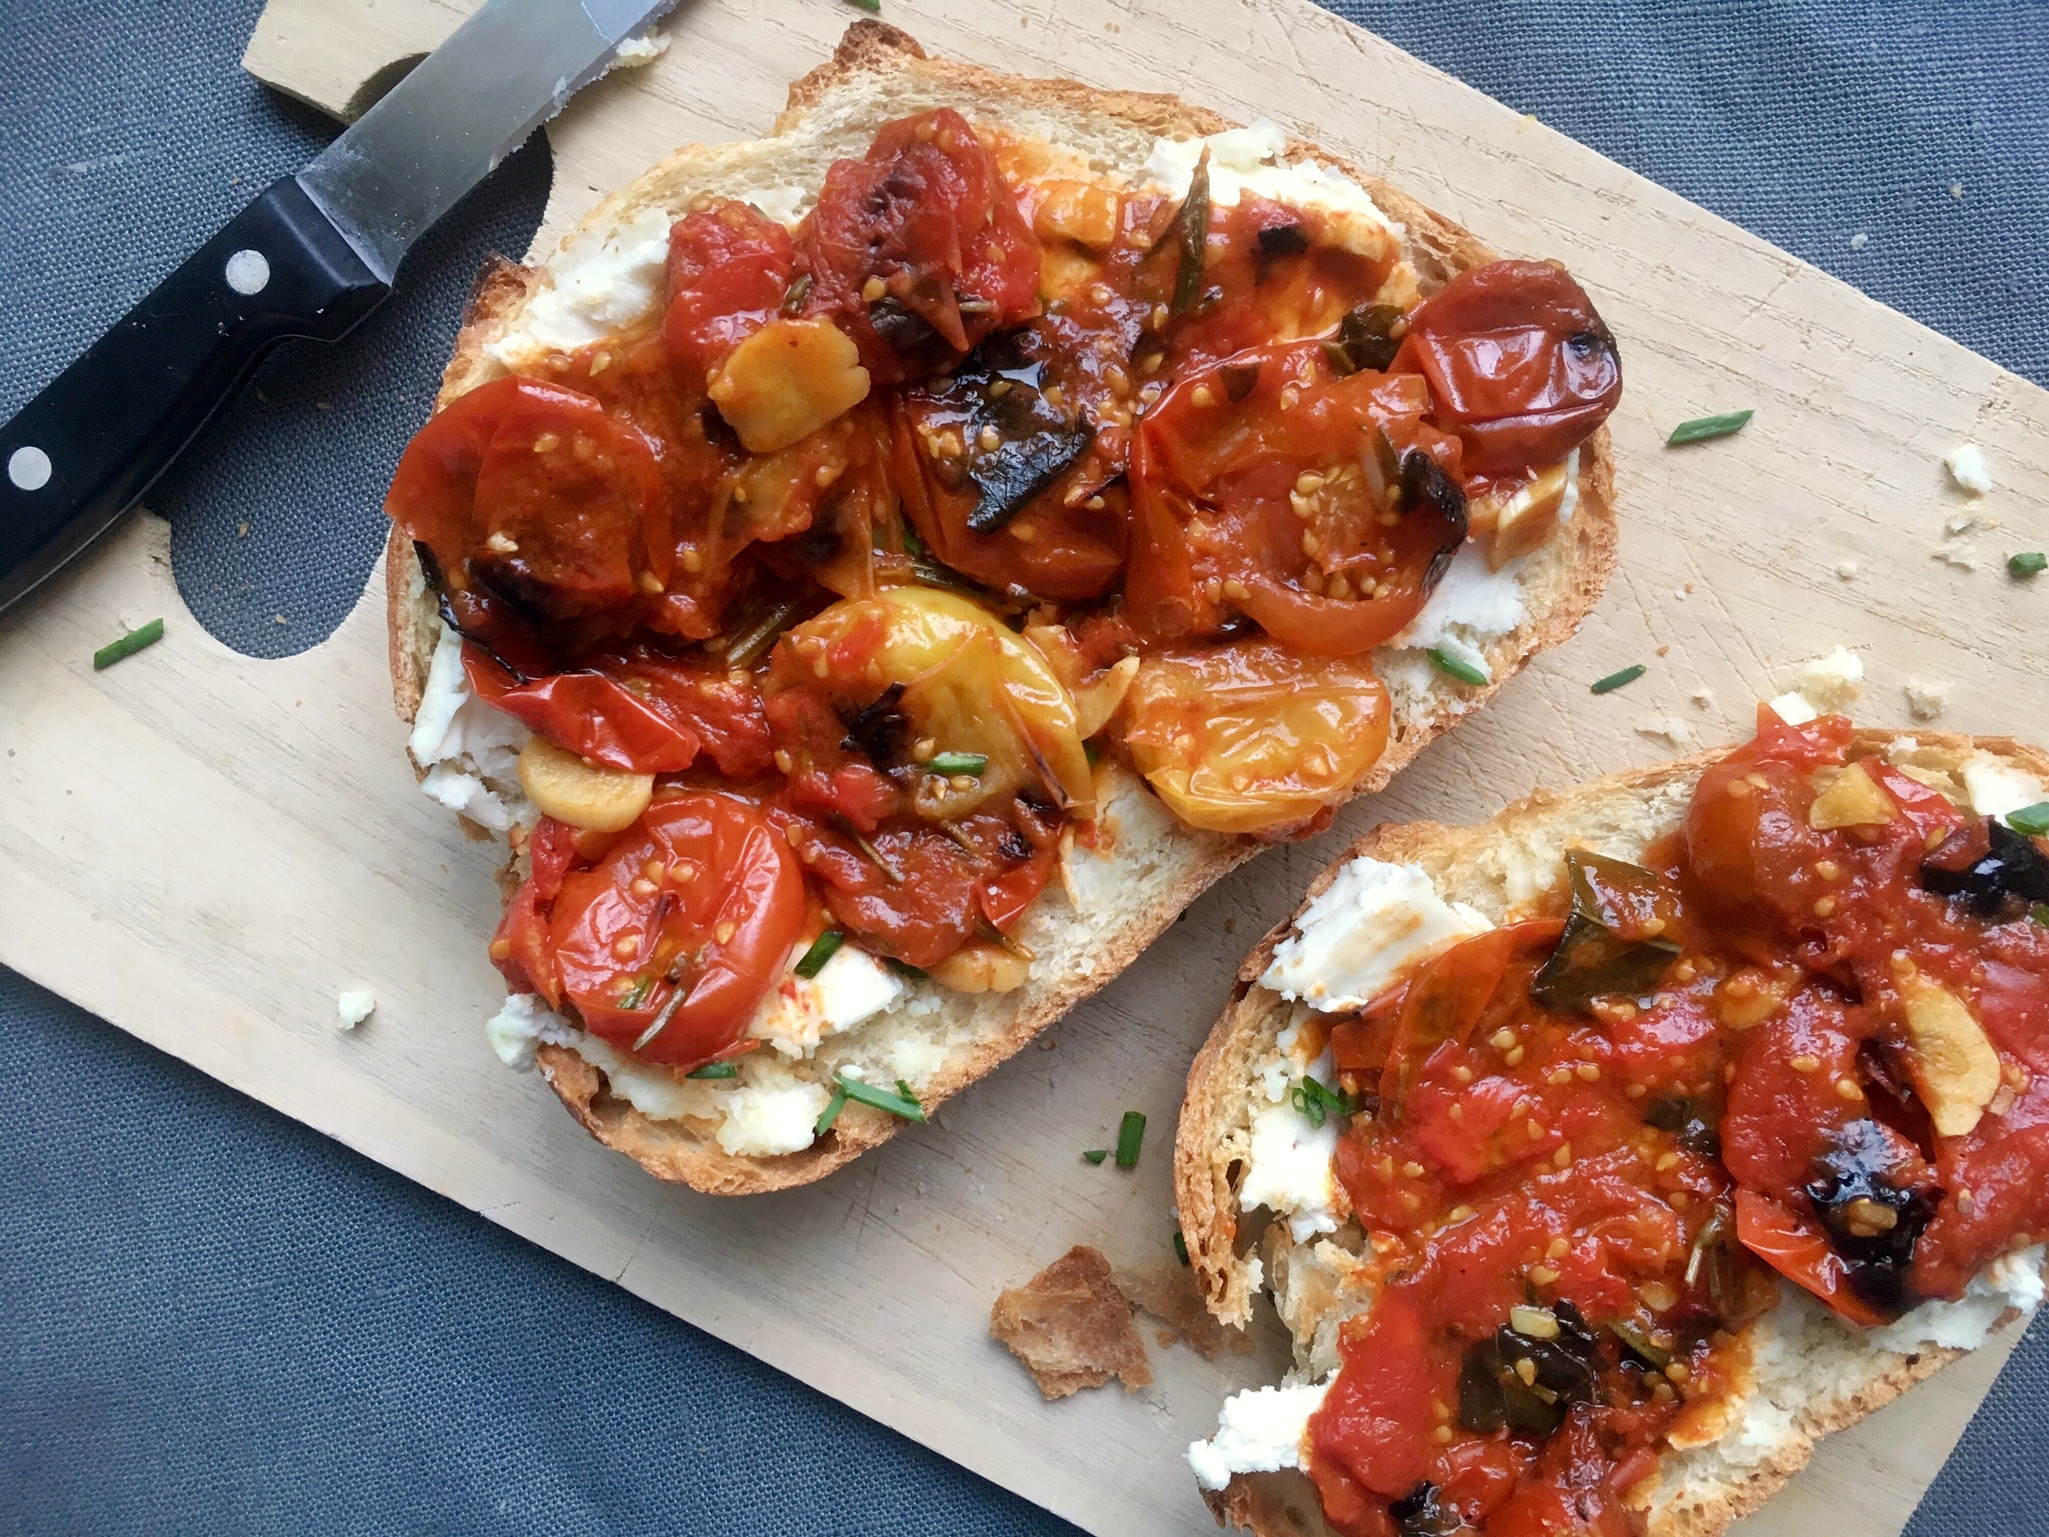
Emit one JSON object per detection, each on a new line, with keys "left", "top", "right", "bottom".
{"left": 1115, "top": 1110, "right": 1146, "bottom": 1169}
{"left": 883, "top": 957, "right": 928, "bottom": 980}
{"left": 1667, "top": 410, "right": 1752, "bottom": 446}
{"left": 1590, "top": 663, "right": 1648, "bottom": 695}
{"left": 1082, "top": 1149, "right": 1109, "bottom": 1165}
{"left": 2034, "top": 902, "right": 2049, "bottom": 929}
{"left": 93, "top": 617, "right": 164, "bottom": 670}
{"left": 834, "top": 1072, "right": 927, "bottom": 1123}
{"left": 2010, "top": 551, "right": 2047, "bottom": 578}
{"left": 925, "top": 751, "right": 989, "bottom": 777}
{"left": 779, "top": 272, "right": 813, "bottom": 316}
{"left": 1173, "top": 1230, "right": 1190, "bottom": 1266}
{"left": 686, "top": 1061, "right": 740, "bottom": 1080}
{"left": 1083, "top": 739, "right": 1102, "bottom": 764}
{"left": 1291, "top": 1074, "right": 1361, "bottom": 1129}
{"left": 618, "top": 974, "right": 657, "bottom": 1011}
{"left": 2008, "top": 802, "right": 2049, "bottom": 837}
{"left": 813, "top": 1086, "right": 849, "bottom": 1136}
{"left": 844, "top": 0, "right": 881, "bottom": 11}
{"left": 1427, "top": 647, "right": 1488, "bottom": 688}
{"left": 794, "top": 930, "right": 845, "bottom": 979}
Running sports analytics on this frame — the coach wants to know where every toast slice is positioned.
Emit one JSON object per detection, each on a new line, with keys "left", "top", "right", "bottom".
{"left": 388, "top": 22, "right": 1618, "bottom": 1194}
{"left": 1175, "top": 727, "right": 2049, "bottom": 1535}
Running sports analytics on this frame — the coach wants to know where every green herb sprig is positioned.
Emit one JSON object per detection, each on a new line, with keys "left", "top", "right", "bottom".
{"left": 94, "top": 618, "right": 164, "bottom": 670}
{"left": 1667, "top": 411, "right": 1752, "bottom": 446}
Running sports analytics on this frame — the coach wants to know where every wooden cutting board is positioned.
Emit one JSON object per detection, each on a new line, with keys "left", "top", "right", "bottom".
{"left": 2, "top": 1, "right": 2040, "bottom": 1532}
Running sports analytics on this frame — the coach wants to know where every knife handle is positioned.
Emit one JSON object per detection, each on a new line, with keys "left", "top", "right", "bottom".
{"left": 0, "top": 176, "right": 390, "bottom": 612}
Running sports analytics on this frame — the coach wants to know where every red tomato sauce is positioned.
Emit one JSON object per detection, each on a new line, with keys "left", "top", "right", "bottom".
{"left": 388, "top": 107, "right": 1623, "bottom": 1072}
{"left": 1304, "top": 709, "right": 2049, "bottom": 1534}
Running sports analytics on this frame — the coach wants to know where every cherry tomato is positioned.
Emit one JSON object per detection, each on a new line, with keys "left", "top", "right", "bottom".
{"left": 1734, "top": 1189, "right": 1889, "bottom": 1327}
{"left": 663, "top": 199, "right": 796, "bottom": 384}
{"left": 549, "top": 794, "right": 804, "bottom": 1067}
{"left": 490, "top": 816, "right": 578, "bottom": 1004}
{"left": 1119, "top": 638, "right": 1390, "bottom": 836}
{"left": 1377, "top": 920, "right": 1566, "bottom": 1113}
{"left": 796, "top": 109, "right": 1040, "bottom": 382}
{"left": 386, "top": 375, "right": 671, "bottom": 631}
{"left": 1126, "top": 342, "right": 1467, "bottom": 653}
{"left": 463, "top": 643, "right": 772, "bottom": 777}
{"left": 1396, "top": 258, "right": 1622, "bottom": 477}
{"left": 1308, "top": 1291, "right": 1443, "bottom": 1503}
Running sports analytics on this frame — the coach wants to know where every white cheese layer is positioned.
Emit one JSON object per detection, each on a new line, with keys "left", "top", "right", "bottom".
{"left": 410, "top": 621, "right": 530, "bottom": 833}
{"left": 1187, "top": 1379, "right": 1330, "bottom": 1490}
{"left": 1960, "top": 752, "right": 2046, "bottom": 819}
{"left": 1262, "top": 857, "right": 1490, "bottom": 1010}
{"left": 1871, "top": 1243, "right": 2046, "bottom": 1351}
{"left": 1144, "top": 120, "right": 1402, "bottom": 258}
{"left": 1241, "top": 1085, "right": 1343, "bottom": 1242}
{"left": 747, "top": 944, "right": 909, "bottom": 1059}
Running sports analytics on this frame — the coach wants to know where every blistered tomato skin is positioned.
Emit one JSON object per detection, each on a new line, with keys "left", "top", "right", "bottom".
{"left": 1305, "top": 713, "right": 2049, "bottom": 1536}
{"left": 548, "top": 794, "right": 804, "bottom": 1068}
{"left": 663, "top": 200, "right": 796, "bottom": 384}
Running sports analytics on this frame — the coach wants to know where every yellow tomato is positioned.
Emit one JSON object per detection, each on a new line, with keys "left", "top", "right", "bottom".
{"left": 1120, "top": 639, "right": 1389, "bottom": 835}
{"left": 779, "top": 587, "right": 1094, "bottom": 821}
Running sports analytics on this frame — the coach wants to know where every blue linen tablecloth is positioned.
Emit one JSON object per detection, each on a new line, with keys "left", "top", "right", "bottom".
{"left": 3, "top": 2, "right": 2046, "bottom": 1532}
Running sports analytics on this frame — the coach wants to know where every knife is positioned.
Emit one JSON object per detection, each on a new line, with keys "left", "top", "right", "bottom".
{"left": 0, "top": 0, "right": 675, "bottom": 614}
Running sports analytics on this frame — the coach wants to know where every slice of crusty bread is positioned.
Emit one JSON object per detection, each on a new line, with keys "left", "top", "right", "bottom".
{"left": 385, "top": 21, "right": 1618, "bottom": 1195}
{"left": 1174, "top": 729, "right": 2049, "bottom": 1536}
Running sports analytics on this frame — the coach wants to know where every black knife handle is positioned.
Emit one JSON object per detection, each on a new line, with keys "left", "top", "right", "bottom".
{"left": 0, "top": 175, "right": 390, "bottom": 612}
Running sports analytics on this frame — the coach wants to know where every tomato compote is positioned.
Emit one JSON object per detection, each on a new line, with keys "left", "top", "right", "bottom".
{"left": 1300, "top": 709, "right": 2049, "bottom": 1535}
{"left": 386, "top": 107, "right": 1622, "bottom": 1075}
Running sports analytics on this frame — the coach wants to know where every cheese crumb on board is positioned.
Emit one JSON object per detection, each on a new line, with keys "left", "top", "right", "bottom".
{"left": 1906, "top": 678, "right": 1952, "bottom": 721}
{"left": 336, "top": 988, "right": 376, "bottom": 1031}
{"left": 1945, "top": 443, "right": 1994, "bottom": 495}
{"left": 1636, "top": 716, "right": 1693, "bottom": 746}
{"left": 613, "top": 34, "right": 667, "bottom": 65}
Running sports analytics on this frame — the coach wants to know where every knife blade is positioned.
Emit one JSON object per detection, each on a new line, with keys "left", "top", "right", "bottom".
{"left": 0, "top": 0, "right": 676, "bottom": 615}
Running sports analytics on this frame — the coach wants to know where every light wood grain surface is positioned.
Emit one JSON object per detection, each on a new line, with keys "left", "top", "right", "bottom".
{"left": 4, "top": 1, "right": 2042, "bottom": 1532}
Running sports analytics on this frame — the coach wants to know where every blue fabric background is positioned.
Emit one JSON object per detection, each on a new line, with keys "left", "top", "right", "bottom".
{"left": 3, "top": 2, "right": 2046, "bottom": 1532}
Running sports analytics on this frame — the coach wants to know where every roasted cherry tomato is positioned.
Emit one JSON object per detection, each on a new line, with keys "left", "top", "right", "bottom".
{"left": 663, "top": 199, "right": 796, "bottom": 384}
{"left": 463, "top": 643, "right": 773, "bottom": 777}
{"left": 549, "top": 794, "right": 804, "bottom": 1067}
{"left": 1119, "top": 638, "right": 1390, "bottom": 836}
{"left": 1734, "top": 1189, "right": 1889, "bottom": 1327}
{"left": 1397, "top": 258, "right": 1622, "bottom": 477}
{"left": 796, "top": 108, "right": 1040, "bottom": 382}
{"left": 1126, "top": 342, "right": 1467, "bottom": 653}
{"left": 387, "top": 375, "right": 671, "bottom": 632}
{"left": 490, "top": 816, "right": 579, "bottom": 1005}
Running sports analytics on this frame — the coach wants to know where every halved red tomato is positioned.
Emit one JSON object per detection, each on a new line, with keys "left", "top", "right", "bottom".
{"left": 1396, "top": 258, "right": 1622, "bottom": 477}
{"left": 386, "top": 374, "right": 671, "bottom": 632}
{"left": 1126, "top": 341, "right": 1467, "bottom": 653}
{"left": 549, "top": 794, "right": 804, "bottom": 1067}
{"left": 1734, "top": 1189, "right": 1889, "bottom": 1327}
{"left": 796, "top": 108, "right": 1040, "bottom": 382}
{"left": 663, "top": 199, "right": 796, "bottom": 384}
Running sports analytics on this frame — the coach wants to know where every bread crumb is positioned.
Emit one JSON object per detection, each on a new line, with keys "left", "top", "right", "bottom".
{"left": 1794, "top": 646, "right": 1864, "bottom": 712}
{"left": 1946, "top": 444, "right": 1994, "bottom": 496}
{"left": 1116, "top": 1262, "right": 1248, "bottom": 1361}
{"left": 613, "top": 34, "right": 668, "bottom": 65}
{"left": 1836, "top": 559, "right": 1858, "bottom": 580}
{"left": 1950, "top": 181, "right": 1965, "bottom": 200}
{"left": 1655, "top": 645, "right": 1670, "bottom": 658}
{"left": 1691, "top": 687, "right": 1715, "bottom": 709}
{"left": 1849, "top": 232, "right": 1869, "bottom": 251}
{"left": 1906, "top": 679, "right": 1952, "bottom": 722}
{"left": 1635, "top": 716, "right": 1693, "bottom": 746}
{"left": 991, "top": 1246, "right": 1152, "bottom": 1399}
{"left": 337, "top": 988, "right": 376, "bottom": 1031}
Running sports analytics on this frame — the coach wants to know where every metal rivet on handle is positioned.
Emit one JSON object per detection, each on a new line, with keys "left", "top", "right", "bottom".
{"left": 224, "top": 248, "right": 271, "bottom": 296}
{"left": 7, "top": 446, "right": 52, "bottom": 491}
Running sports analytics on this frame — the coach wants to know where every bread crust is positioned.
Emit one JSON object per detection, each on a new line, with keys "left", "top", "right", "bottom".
{"left": 385, "top": 21, "right": 1617, "bottom": 1193}
{"left": 1173, "top": 730, "right": 2049, "bottom": 1536}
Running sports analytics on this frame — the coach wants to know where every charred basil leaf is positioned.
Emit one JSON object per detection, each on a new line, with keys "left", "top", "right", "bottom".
{"left": 1643, "top": 1097, "right": 1721, "bottom": 1159}
{"left": 868, "top": 294, "right": 955, "bottom": 373}
{"left": 1254, "top": 222, "right": 1310, "bottom": 283}
{"left": 1388, "top": 1482, "right": 1475, "bottom": 1537}
{"left": 1531, "top": 851, "right": 1683, "bottom": 1015}
{"left": 919, "top": 335, "right": 1096, "bottom": 536}
{"left": 1157, "top": 148, "right": 1212, "bottom": 319}
{"left": 1804, "top": 1118, "right": 1935, "bottom": 1318}
{"left": 1323, "top": 303, "right": 1406, "bottom": 376}
{"left": 1922, "top": 816, "right": 2049, "bottom": 918}
{"left": 1456, "top": 1302, "right": 1598, "bottom": 1437}
{"left": 1400, "top": 448, "right": 1470, "bottom": 596}
{"left": 839, "top": 682, "right": 911, "bottom": 768}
